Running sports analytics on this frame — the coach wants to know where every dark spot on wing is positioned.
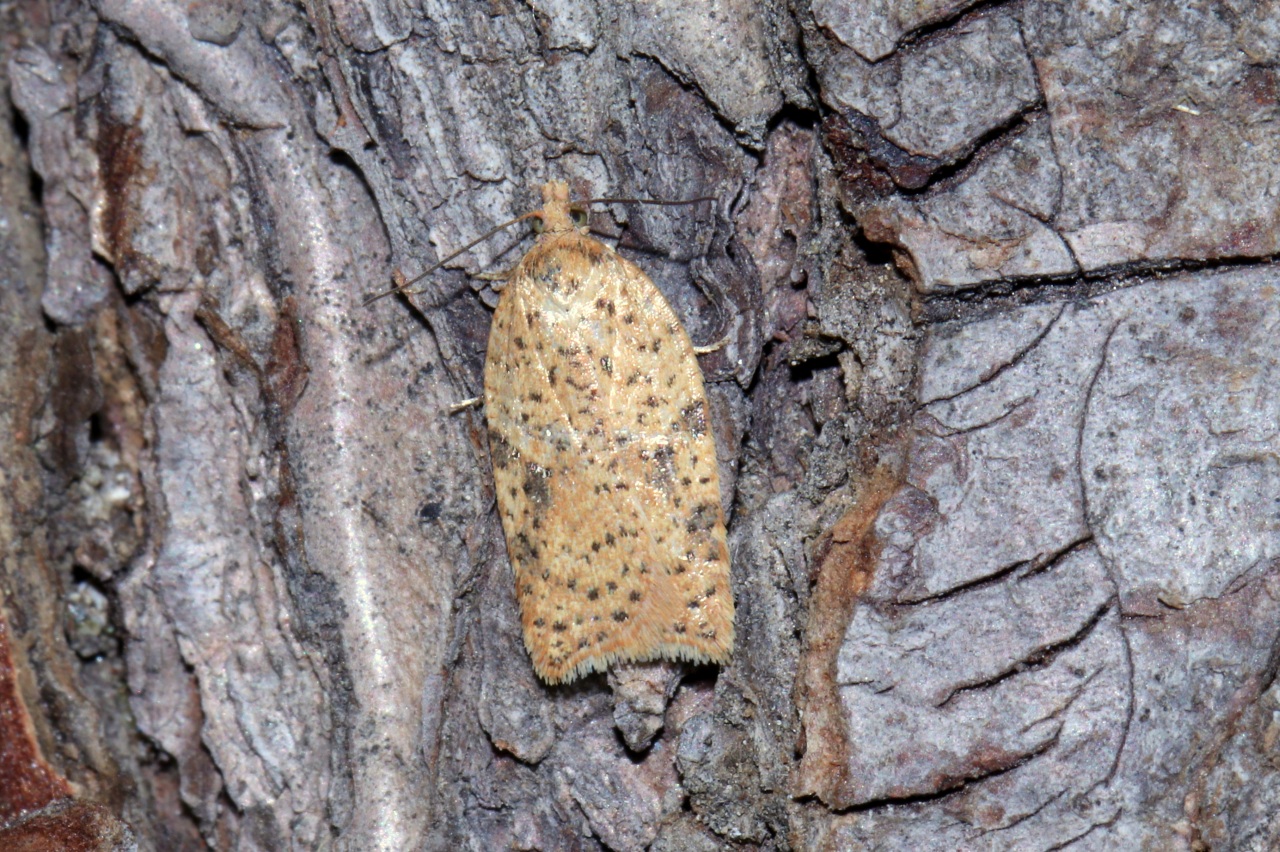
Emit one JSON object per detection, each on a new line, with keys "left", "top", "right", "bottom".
{"left": 680, "top": 401, "right": 707, "bottom": 437}
{"left": 685, "top": 502, "right": 718, "bottom": 534}
{"left": 488, "top": 429, "right": 516, "bottom": 469}
{"left": 522, "top": 462, "right": 552, "bottom": 504}
{"left": 511, "top": 532, "right": 539, "bottom": 565}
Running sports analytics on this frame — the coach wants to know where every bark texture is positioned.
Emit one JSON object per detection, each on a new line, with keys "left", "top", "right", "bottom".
{"left": 1, "top": 0, "right": 1277, "bottom": 849}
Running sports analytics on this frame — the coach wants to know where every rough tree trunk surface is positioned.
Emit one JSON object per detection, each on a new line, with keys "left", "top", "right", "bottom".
{"left": 1, "top": 0, "right": 1277, "bottom": 849}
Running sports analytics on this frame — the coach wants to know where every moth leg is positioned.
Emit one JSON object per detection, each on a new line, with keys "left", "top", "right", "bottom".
{"left": 693, "top": 333, "right": 731, "bottom": 356}
{"left": 363, "top": 267, "right": 471, "bottom": 308}
{"left": 475, "top": 268, "right": 514, "bottom": 290}
{"left": 447, "top": 396, "right": 483, "bottom": 414}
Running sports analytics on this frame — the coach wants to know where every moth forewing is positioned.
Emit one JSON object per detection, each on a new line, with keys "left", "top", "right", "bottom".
{"left": 483, "top": 182, "right": 733, "bottom": 684}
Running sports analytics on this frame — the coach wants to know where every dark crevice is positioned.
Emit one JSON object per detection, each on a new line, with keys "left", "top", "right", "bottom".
{"left": 1016, "top": 10, "right": 1069, "bottom": 234}
{"left": 787, "top": 350, "right": 842, "bottom": 384}
{"left": 326, "top": 146, "right": 394, "bottom": 272}
{"left": 10, "top": 100, "right": 31, "bottom": 148}
{"left": 1018, "top": 534, "right": 1095, "bottom": 580}
{"left": 1043, "top": 809, "right": 1123, "bottom": 851}
{"left": 990, "top": 190, "right": 1061, "bottom": 231}
{"left": 896, "top": 99, "right": 1047, "bottom": 199}
{"left": 917, "top": 271, "right": 1101, "bottom": 326}
{"left": 920, "top": 252, "right": 1280, "bottom": 326}
{"left": 896, "top": 534, "right": 1093, "bottom": 608}
{"left": 825, "top": 110, "right": 945, "bottom": 193}
{"left": 821, "top": 726, "right": 1063, "bottom": 815}
{"left": 10, "top": 107, "right": 45, "bottom": 210}
{"left": 978, "top": 788, "right": 1067, "bottom": 836}
{"left": 1213, "top": 555, "right": 1280, "bottom": 603}
{"left": 1261, "top": 615, "right": 1280, "bottom": 695}
{"left": 1075, "top": 318, "right": 1121, "bottom": 532}
{"left": 788, "top": 15, "right": 827, "bottom": 114}
{"left": 920, "top": 301, "right": 1066, "bottom": 405}
{"left": 869, "top": 0, "right": 1026, "bottom": 65}
{"left": 921, "top": 391, "right": 1035, "bottom": 438}
{"left": 229, "top": 134, "right": 292, "bottom": 298}
{"left": 65, "top": 564, "right": 122, "bottom": 660}
{"left": 822, "top": 78, "right": 1044, "bottom": 200}
{"left": 847, "top": 219, "right": 899, "bottom": 267}
{"left": 764, "top": 100, "right": 821, "bottom": 137}
{"left": 895, "top": 552, "right": 1032, "bottom": 607}
{"left": 935, "top": 598, "right": 1113, "bottom": 708}
{"left": 1074, "top": 318, "right": 1135, "bottom": 789}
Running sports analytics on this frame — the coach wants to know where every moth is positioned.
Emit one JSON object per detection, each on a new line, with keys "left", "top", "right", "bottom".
{"left": 377, "top": 181, "right": 734, "bottom": 684}
{"left": 483, "top": 182, "right": 733, "bottom": 684}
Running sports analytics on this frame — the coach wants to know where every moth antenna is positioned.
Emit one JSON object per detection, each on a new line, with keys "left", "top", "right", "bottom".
{"left": 362, "top": 211, "right": 538, "bottom": 307}
{"left": 587, "top": 196, "right": 717, "bottom": 208}
{"left": 583, "top": 195, "right": 719, "bottom": 251}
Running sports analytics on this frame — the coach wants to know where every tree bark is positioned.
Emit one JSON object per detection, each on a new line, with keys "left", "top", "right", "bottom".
{"left": 2, "top": 0, "right": 1277, "bottom": 849}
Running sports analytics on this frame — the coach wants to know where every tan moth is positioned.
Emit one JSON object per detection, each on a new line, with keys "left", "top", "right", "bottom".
{"left": 483, "top": 181, "right": 734, "bottom": 684}
{"left": 377, "top": 181, "right": 734, "bottom": 684}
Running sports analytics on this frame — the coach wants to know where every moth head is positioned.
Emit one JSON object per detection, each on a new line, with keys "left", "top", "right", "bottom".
{"left": 530, "top": 208, "right": 586, "bottom": 233}
{"left": 533, "top": 180, "right": 580, "bottom": 234}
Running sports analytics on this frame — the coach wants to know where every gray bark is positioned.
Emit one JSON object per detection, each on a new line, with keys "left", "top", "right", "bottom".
{"left": 1, "top": 0, "right": 1276, "bottom": 849}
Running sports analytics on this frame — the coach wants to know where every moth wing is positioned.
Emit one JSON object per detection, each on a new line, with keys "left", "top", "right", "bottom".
{"left": 484, "top": 234, "right": 732, "bottom": 683}
{"left": 592, "top": 248, "right": 733, "bottom": 661}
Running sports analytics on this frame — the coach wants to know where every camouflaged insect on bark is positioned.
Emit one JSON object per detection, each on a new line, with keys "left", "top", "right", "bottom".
{"left": 484, "top": 181, "right": 734, "bottom": 684}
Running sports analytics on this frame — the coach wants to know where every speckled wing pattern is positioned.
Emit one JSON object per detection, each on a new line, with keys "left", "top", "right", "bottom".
{"left": 484, "top": 221, "right": 733, "bottom": 684}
